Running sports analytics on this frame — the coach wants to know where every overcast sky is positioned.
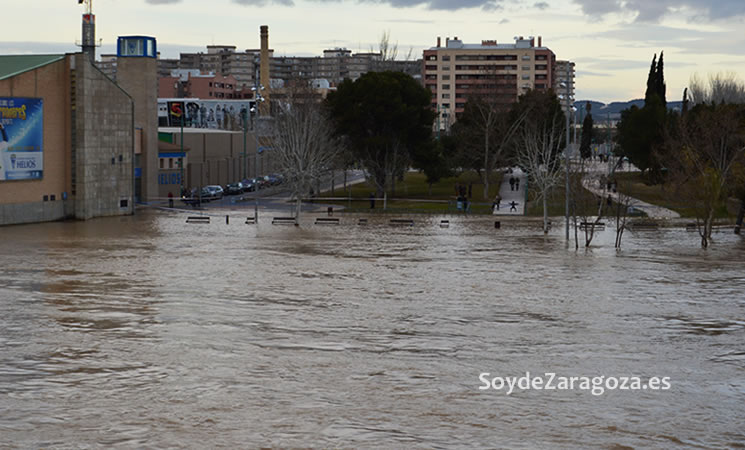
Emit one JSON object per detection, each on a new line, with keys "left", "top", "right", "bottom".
{"left": 2, "top": 0, "right": 744, "bottom": 103}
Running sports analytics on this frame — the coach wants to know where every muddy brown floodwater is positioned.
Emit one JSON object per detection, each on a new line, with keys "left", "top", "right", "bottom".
{"left": 1, "top": 211, "right": 744, "bottom": 448}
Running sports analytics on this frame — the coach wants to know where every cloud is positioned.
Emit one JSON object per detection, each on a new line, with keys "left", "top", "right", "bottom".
{"left": 147, "top": 0, "right": 508, "bottom": 11}
{"left": 585, "top": 23, "right": 745, "bottom": 56}
{"left": 534, "top": 2, "right": 549, "bottom": 10}
{"left": 572, "top": 0, "right": 745, "bottom": 22}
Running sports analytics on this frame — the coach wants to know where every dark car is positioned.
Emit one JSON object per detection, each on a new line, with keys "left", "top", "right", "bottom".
{"left": 203, "top": 185, "right": 224, "bottom": 201}
{"left": 225, "top": 182, "right": 244, "bottom": 195}
{"left": 265, "top": 174, "right": 284, "bottom": 186}
{"left": 240, "top": 179, "right": 257, "bottom": 192}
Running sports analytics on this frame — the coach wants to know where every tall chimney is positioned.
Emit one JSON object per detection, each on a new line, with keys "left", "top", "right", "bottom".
{"left": 260, "top": 25, "right": 270, "bottom": 114}
{"left": 538, "top": 36, "right": 542, "bottom": 47}
{"left": 437, "top": 36, "right": 441, "bottom": 47}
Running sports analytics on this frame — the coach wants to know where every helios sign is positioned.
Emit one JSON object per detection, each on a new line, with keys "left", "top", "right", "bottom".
{"left": 0, "top": 97, "right": 44, "bottom": 181}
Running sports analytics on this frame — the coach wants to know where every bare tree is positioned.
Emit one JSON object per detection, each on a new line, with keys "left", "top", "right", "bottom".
{"left": 271, "top": 93, "right": 341, "bottom": 225}
{"left": 688, "top": 72, "right": 745, "bottom": 106}
{"left": 663, "top": 103, "right": 745, "bottom": 247}
{"left": 516, "top": 112, "right": 565, "bottom": 234}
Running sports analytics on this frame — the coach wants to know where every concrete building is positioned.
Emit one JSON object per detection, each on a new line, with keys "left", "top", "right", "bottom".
{"left": 115, "top": 36, "right": 160, "bottom": 204}
{"left": 0, "top": 53, "right": 134, "bottom": 225}
{"left": 422, "top": 35, "right": 556, "bottom": 130}
{"left": 158, "top": 70, "right": 243, "bottom": 99}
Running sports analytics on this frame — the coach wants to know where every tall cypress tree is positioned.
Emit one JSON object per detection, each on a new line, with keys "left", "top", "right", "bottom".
{"left": 656, "top": 51, "right": 667, "bottom": 106}
{"left": 645, "top": 54, "right": 657, "bottom": 104}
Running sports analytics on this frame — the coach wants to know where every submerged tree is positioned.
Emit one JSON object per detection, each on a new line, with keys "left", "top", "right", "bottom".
{"left": 271, "top": 94, "right": 341, "bottom": 224}
{"left": 515, "top": 108, "right": 565, "bottom": 234}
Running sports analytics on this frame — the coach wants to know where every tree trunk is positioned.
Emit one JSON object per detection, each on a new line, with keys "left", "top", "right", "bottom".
{"left": 483, "top": 132, "right": 490, "bottom": 199}
{"left": 735, "top": 193, "right": 744, "bottom": 235}
{"left": 543, "top": 194, "right": 549, "bottom": 234}
{"left": 295, "top": 196, "right": 302, "bottom": 226}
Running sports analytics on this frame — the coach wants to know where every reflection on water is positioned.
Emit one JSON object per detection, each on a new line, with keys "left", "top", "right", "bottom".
{"left": 1, "top": 211, "right": 744, "bottom": 448}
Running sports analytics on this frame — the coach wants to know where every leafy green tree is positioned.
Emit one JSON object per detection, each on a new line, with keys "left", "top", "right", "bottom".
{"left": 326, "top": 71, "right": 435, "bottom": 196}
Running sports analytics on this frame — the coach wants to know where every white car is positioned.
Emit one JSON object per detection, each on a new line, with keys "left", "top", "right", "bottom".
{"left": 203, "top": 185, "right": 224, "bottom": 200}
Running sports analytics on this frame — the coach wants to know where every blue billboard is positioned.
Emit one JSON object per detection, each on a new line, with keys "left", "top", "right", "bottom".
{"left": 0, "top": 98, "right": 44, "bottom": 181}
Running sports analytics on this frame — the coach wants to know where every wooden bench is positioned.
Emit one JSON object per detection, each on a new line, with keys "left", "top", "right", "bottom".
{"left": 629, "top": 221, "right": 659, "bottom": 230}
{"left": 579, "top": 222, "right": 606, "bottom": 231}
{"left": 245, "top": 217, "right": 256, "bottom": 225}
{"left": 390, "top": 219, "right": 414, "bottom": 227}
{"left": 315, "top": 217, "right": 340, "bottom": 225}
{"left": 272, "top": 217, "right": 297, "bottom": 225}
{"left": 186, "top": 216, "right": 210, "bottom": 224}
{"left": 440, "top": 219, "right": 450, "bottom": 228}
{"left": 358, "top": 218, "right": 368, "bottom": 225}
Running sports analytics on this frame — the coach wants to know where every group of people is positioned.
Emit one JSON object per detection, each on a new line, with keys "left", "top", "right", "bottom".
{"left": 509, "top": 176, "right": 520, "bottom": 191}
{"left": 492, "top": 194, "right": 519, "bottom": 212}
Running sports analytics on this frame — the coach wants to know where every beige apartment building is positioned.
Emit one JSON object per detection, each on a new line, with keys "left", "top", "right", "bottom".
{"left": 554, "top": 60, "right": 576, "bottom": 113}
{"left": 423, "top": 35, "right": 557, "bottom": 130}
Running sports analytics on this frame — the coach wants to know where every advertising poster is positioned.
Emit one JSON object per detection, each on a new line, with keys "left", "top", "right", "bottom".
{"left": 158, "top": 99, "right": 254, "bottom": 131}
{"left": 0, "top": 97, "right": 44, "bottom": 181}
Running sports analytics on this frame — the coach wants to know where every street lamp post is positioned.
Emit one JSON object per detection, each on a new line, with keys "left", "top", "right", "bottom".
{"left": 562, "top": 80, "right": 572, "bottom": 241}
{"left": 251, "top": 85, "right": 265, "bottom": 224}
{"left": 242, "top": 108, "right": 247, "bottom": 180}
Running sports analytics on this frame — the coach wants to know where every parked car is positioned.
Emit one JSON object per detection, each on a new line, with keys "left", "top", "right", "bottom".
{"left": 265, "top": 173, "right": 284, "bottom": 186}
{"left": 225, "top": 182, "right": 244, "bottom": 196}
{"left": 203, "top": 185, "right": 224, "bottom": 201}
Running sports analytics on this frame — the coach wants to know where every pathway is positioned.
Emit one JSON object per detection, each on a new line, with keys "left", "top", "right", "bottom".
{"left": 493, "top": 167, "right": 526, "bottom": 216}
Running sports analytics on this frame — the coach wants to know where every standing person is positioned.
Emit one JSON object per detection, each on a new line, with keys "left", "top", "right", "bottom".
{"left": 509, "top": 176, "right": 516, "bottom": 191}
{"left": 493, "top": 194, "right": 502, "bottom": 211}
{"left": 509, "top": 201, "right": 518, "bottom": 212}
{"left": 468, "top": 182, "right": 473, "bottom": 199}
{"left": 168, "top": 191, "right": 174, "bottom": 208}
{"left": 369, "top": 192, "right": 375, "bottom": 209}
{"left": 515, "top": 177, "right": 520, "bottom": 191}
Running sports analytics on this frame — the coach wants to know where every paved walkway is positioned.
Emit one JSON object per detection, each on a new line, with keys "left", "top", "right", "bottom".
{"left": 493, "top": 167, "right": 526, "bottom": 216}
{"left": 581, "top": 176, "right": 680, "bottom": 219}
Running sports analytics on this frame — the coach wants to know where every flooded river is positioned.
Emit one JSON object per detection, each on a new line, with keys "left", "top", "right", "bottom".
{"left": 1, "top": 211, "right": 744, "bottom": 448}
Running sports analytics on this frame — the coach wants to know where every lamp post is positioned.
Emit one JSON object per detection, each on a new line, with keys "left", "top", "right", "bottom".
{"left": 251, "top": 85, "right": 265, "bottom": 223}
{"left": 242, "top": 108, "right": 247, "bottom": 180}
{"left": 561, "top": 80, "right": 572, "bottom": 241}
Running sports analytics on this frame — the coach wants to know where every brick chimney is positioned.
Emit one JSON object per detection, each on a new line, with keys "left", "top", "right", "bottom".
{"left": 260, "top": 25, "right": 270, "bottom": 113}
{"left": 437, "top": 36, "right": 441, "bottom": 47}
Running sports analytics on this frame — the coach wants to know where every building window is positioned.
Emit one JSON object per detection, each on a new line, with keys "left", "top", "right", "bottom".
{"left": 160, "top": 158, "right": 164, "bottom": 169}
{"left": 442, "top": 84, "right": 450, "bottom": 90}
{"left": 426, "top": 65, "right": 437, "bottom": 70}
{"left": 442, "top": 66, "right": 450, "bottom": 71}
{"left": 522, "top": 75, "right": 531, "bottom": 80}
{"left": 169, "top": 158, "right": 174, "bottom": 169}
{"left": 442, "top": 93, "right": 450, "bottom": 99}
{"left": 442, "top": 103, "right": 450, "bottom": 109}
{"left": 522, "top": 55, "right": 531, "bottom": 60}
{"left": 456, "top": 102, "right": 466, "bottom": 108}
{"left": 522, "top": 65, "right": 531, "bottom": 71}
{"left": 426, "top": 55, "right": 437, "bottom": 61}
{"left": 442, "top": 74, "right": 450, "bottom": 80}
{"left": 442, "top": 55, "right": 451, "bottom": 61}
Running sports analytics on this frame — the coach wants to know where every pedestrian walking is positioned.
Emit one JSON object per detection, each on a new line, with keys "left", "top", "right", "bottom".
{"left": 509, "top": 201, "right": 518, "bottom": 212}
{"left": 369, "top": 192, "right": 375, "bottom": 209}
{"left": 509, "top": 177, "right": 516, "bottom": 191}
{"left": 515, "top": 177, "right": 520, "bottom": 190}
{"left": 168, "top": 191, "right": 174, "bottom": 208}
{"left": 493, "top": 194, "right": 502, "bottom": 211}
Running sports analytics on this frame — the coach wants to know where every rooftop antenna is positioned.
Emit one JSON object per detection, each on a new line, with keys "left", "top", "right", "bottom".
{"left": 76, "top": 0, "right": 100, "bottom": 62}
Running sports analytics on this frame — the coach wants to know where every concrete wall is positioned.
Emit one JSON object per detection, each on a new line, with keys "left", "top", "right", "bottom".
{"left": 73, "top": 53, "right": 135, "bottom": 220}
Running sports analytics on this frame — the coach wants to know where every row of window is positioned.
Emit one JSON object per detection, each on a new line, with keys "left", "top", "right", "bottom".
{"left": 426, "top": 53, "right": 550, "bottom": 62}
{"left": 159, "top": 157, "right": 184, "bottom": 170}
{"left": 425, "top": 64, "right": 549, "bottom": 72}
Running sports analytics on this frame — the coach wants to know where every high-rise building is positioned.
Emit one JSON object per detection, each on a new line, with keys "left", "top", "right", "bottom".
{"left": 554, "top": 60, "right": 576, "bottom": 113}
{"left": 422, "top": 35, "right": 556, "bottom": 130}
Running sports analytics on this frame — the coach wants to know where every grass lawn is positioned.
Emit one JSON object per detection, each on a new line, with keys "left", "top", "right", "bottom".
{"left": 320, "top": 171, "right": 503, "bottom": 214}
{"left": 524, "top": 182, "right": 632, "bottom": 218}
{"left": 613, "top": 172, "right": 731, "bottom": 219}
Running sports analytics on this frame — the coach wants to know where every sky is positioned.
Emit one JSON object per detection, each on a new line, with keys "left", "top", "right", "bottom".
{"left": 2, "top": 0, "right": 744, "bottom": 103}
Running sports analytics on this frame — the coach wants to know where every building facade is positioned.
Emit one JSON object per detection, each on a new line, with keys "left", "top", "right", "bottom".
{"left": 0, "top": 53, "right": 135, "bottom": 225}
{"left": 554, "top": 60, "right": 576, "bottom": 113}
{"left": 422, "top": 35, "right": 556, "bottom": 130}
